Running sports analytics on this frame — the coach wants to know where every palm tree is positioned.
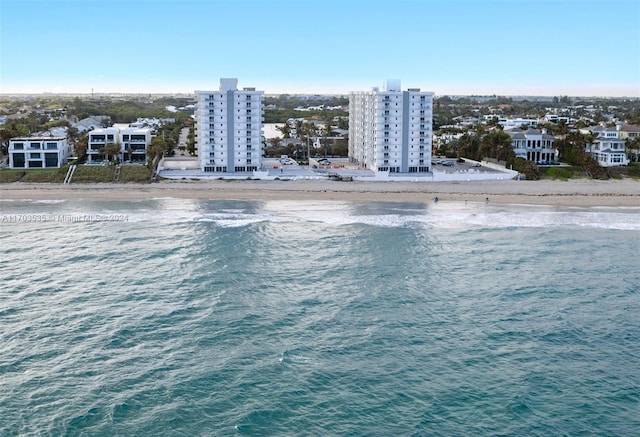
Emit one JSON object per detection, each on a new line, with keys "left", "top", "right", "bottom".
{"left": 66, "top": 124, "right": 80, "bottom": 145}
{"left": 99, "top": 142, "right": 121, "bottom": 163}
{"left": 301, "top": 122, "right": 316, "bottom": 158}
{"left": 276, "top": 123, "right": 291, "bottom": 139}
{"left": 322, "top": 116, "right": 334, "bottom": 158}
{"left": 268, "top": 137, "right": 282, "bottom": 149}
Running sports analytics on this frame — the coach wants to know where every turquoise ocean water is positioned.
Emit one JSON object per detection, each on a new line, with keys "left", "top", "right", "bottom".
{"left": 1, "top": 198, "right": 639, "bottom": 436}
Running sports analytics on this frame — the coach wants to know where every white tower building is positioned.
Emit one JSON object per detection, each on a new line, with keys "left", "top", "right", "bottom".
{"left": 349, "top": 80, "right": 434, "bottom": 173}
{"left": 195, "top": 78, "right": 264, "bottom": 173}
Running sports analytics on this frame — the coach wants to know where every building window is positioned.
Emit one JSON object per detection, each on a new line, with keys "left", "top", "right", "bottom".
{"left": 45, "top": 153, "right": 58, "bottom": 167}
{"left": 12, "top": 153, "right": 25, "bottom": 167}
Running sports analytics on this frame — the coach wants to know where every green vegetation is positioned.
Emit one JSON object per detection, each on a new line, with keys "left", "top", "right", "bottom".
{"left": 506, "top": 157, "right": 540, "bottom": 180}
{"left": 627, "top": 163, "right": 640, "bottom": 179}
{"left": 71, "top": 165, "right": 115, "bottom": 183}
{"left": 607, "top": 163, "right": 640, "bottom": 180}
{"left": 264, "top": 95, "right": 348, "bottom": 110}
{"left": 64, "top": 96, "right": 194, "bottom": 124}
{"left": 0, "top": 169, "right": 26, "bottom": 183}
{"left": 0, "top": 166, "right": 67, "bottom": 183}
{"left": 554, "top": 132, "right": 607, "bottom": 179}
{"left": 119, "top": 165, "right": 151, "bottom": 183}
{"left": 20, "top": 167, "right": 67, "bottom": 183}
{"left": 264, "top": 109, "right": 347, "bottom": 124}
{"left": 543, "top": 166, "right": 574, "bottom": 180}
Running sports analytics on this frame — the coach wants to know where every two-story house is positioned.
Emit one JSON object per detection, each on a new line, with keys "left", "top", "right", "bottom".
{"left": 505, "top": 128, "right": 557, "bottom": 164}
{"left": 8, "top": 136, "right": 70, "bottom": 168}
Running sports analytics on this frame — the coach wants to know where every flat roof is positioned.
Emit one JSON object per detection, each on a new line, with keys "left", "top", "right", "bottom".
{"left": 11, "top": 137, "right": 66, "bottom": 141}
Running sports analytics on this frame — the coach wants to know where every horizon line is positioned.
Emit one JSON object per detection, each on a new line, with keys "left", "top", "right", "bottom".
{"left": 1, "top": 92, "right": 639, "bottom": 99}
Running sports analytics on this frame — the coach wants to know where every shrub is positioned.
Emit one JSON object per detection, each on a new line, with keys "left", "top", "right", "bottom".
{"left": 0, "top": 169, "right": 25, "bottom": 183}
{"left": 71, "top": 165, "right": 115, "bottom": 183}
{"left": 20, "top": 168, "right": 67, "bottom": 183}
{"left": 545, "top": 167, "right": 573, "bottom": 180}
{"left": 119, "top": 165, "right": 151, "bottom": 183}
{"left": 506, "top": 157, "right": 540, "bottom": 180}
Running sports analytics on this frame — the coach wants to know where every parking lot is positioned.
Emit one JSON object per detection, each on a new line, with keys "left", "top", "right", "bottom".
{"left": 432, "top": 158, "right": 502, "bottom": 174}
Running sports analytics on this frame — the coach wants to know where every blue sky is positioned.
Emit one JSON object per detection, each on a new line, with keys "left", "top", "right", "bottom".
{"left": 1, "top": 0, "right": 639, "bottom": 96}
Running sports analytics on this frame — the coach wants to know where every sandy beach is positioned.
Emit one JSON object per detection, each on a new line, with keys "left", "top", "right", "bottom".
{"left": 1, "top": 179, "right": 639, "bottom": 207}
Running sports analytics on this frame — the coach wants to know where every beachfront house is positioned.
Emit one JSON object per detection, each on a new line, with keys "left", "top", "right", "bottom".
{"left": 349, "top": 80, "right": 434, "bottom": 173}
{"left": 87, "top": 127, "right": 152, "bottom": 164}
{"left": 195, "top": 78, "right": 264, "bottom": 173}
{"left": 8, "top": 136, "right": 70, "bottom": 168}
{"left": 581, "top": 125, "right": 630, "bottom": 167}
{"left": 586, "top": 137, "right": 629, "bottom": 167}
{"left": 120, "top": 127, "right": 152, "bottom": 163}
{"left": 505, "top": 128, "right": 557, "bottom": 164}
{"left": 87, "top": 127, "right": 119, "bottom": 164}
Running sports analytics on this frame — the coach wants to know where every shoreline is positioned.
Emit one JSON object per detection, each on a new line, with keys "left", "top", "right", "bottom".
{"left": 1, "top": 179, "right": 639, "bottom": 207}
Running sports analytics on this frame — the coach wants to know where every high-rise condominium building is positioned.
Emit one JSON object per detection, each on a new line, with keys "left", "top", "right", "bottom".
{"left": 195, "top": 78, "right": 264, "bottom": 173}
{"left": 349, "top": 80, "right": 434, "bottom": 173}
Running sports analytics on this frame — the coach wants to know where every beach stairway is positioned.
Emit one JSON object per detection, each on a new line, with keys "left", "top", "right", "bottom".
{"left": 150, "top": 155, "right": 160, "bottom": 182}
{"left": 63, "top": 164, "right": 77, "bottom": 184}
{"left": 113, "top": 164, "right": 121, "bottom": 183}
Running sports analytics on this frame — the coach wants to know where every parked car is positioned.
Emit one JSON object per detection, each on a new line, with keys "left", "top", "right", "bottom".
{"left": 442, "top": 161, "right": 454, "bottom": 167}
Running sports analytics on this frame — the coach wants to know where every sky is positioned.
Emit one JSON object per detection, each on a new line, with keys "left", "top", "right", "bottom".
{"left": 1, "top": 0, "right": 639, "bottom": 97}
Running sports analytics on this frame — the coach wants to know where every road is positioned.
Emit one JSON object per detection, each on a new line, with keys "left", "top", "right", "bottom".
{"left": 177, "top": 127, "right": 189, "bottom": 157}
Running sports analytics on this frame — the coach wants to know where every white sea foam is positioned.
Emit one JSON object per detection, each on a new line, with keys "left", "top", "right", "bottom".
{"left": 4, "top": 199, "right": 639, "bottom": 230}
{"left": 88, "top": 205, "right": 640, "bottom": 231}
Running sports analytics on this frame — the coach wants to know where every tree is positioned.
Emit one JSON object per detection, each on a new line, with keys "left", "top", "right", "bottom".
{"left": 125, "top": 147, "right": 134, "bottom": 162}
{"left": 478, "top": 130, "right": 514, "bottom": 162}
{"left": 276, "top": 123, "right": 291, "bottom": 138}
{"left": 147, "top": 136, "right": 167, "bottom": 160}
{"left": 298, "top": 122, "right": 317, "bottom": 158}
{"left": 0, "top": 120, "right": 30, "bottom": 154}
{"left": 457, "top": 133, "right": 480, "bottom": 161}
{"left": 268, "top": 137, "right": 282, "bottom": 149}
{"left": 100, "top": 142, "right": 121, "bottom": 163}
{"left": 626, "top": 137, "right": 640, "bottom": 162}
{"left": 506, "top": 156, "right": 540, "bottom": 180}
{"left": 555, "top": 132, "right": 606, "bottom": 179}
{"left": 74, "top": 133, "right": 88, "bottom": 162}
{"left": 555, "top": 132, "right": 589, "bottom": 165}
{"left": 322, "top": 116, "right": 334, "bottom": 157}
{"left": 66, "top": 124, "right": 80, "bottom": 145}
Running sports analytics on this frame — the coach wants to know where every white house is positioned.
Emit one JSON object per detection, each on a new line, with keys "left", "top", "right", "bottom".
{"left": 195, "top": 78, "right": 264, "bottom": 173}
{"left": 87, "top": 126, "right": 152, "bottom": 163}
{"left": 499, "top": 117, "right": 539, "bottom": 128}
{"left": 349, "top": 80, "right": 434, "bottom": 173}
{"left": 87, "top": 127, "right": 120, "bottom": 163}
{"left": 579, "top": 125, "right": 630, "bottom": 167}
{"left": 8, "top": 136, "right": 70, "bottom": 168}
{"left": 586, "top": 137, "right": 629, "bottom": 167}
{"left": 505, "top": 128, "right": 557, "bottom": 163}
{"left": 120, "top": 127, "right": 152, "bottom": 163}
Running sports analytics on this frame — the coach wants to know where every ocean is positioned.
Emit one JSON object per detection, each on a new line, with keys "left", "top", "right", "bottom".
{"left": 1, "top": 198, "right": 639, "bottom": 436}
